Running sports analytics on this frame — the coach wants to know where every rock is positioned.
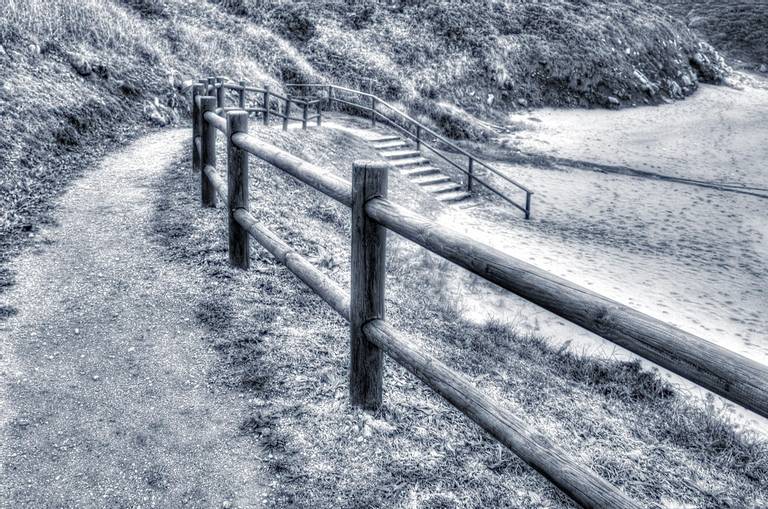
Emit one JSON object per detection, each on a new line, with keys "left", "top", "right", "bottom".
{"left": 69, "top": 54, "right": 91, "bottom": 76}
{"left": 760, "top": 64, "right": 768, "bottom": 74}
{"left": 516, "top": 98, "right": 528, "bottom": 107}
{"left": 486, "top": 93, "right": 494, "bottom": 106}
{"left": 681, "top": 74, "right": 693, "bottom": 88}
{"left": 28, "top": 43, "right": 41, "bottom": 56}
{"left": 222, "top": 501, "right": 232, "bottom": 509}
{"left": 668, "top": 79, "right": 683, "bottom": 98}
{"left": 607, "top": 96, "right": 620, "bottom": 106}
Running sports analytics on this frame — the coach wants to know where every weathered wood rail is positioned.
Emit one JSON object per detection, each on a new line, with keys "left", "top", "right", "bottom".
{"left": 191, "top": 77, "right": 768, "bottom": 508}
{"left": 288, "top": 82, "right": 534, "bottom": 219}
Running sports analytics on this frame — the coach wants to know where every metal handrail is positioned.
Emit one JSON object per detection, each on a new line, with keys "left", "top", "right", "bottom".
{"left": 288, "top": 82, "right": 533, "bottom": 218}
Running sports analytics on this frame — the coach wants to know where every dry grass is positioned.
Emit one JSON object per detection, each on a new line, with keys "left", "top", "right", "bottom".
{"left": 150, "top": 125, "right": 768, "bottom": 508}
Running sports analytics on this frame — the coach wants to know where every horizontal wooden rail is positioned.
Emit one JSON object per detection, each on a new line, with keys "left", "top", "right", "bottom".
{"left": 364, "top": 197, "right": 768, "bottom": 418}
{"left": 363, "top": 319, "right": 640, "bottom": 509}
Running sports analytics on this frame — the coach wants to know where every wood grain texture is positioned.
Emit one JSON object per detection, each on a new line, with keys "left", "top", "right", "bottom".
{"left": 191, "top": 84, "right": 206, "bottom": 174}
{"left": 365, "top": 196, "right": 768, "bottom": 418}
{"left": 199, "top": 97, "right": 218, "bottom": 208}
{"left": 231, "top": 132, "right": 352, "bottom": 207}
{"left": 362, "top": 319, "right": 641, "bottom": 509}
{"left": 226, "top": 111, "right": 250, "bottom": 270}
{"left": 350, "top": 161, "right": 389, "bottom": 409}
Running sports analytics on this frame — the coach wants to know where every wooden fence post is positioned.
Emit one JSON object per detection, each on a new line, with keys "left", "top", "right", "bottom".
{"left": 263, "top": 86, "right": 270, "bottom": 125}
{"left": 350, "top": 161, "right": 388, "bottom": 409}
{"left": 226, "top": 111, "right": 250, "bottom": 269}
{"left": 199, "top": 96, "right": 218, "bottom": 208}
{"left": 525, "top": 192, "right": 532, "bottom": 220}
{"left": 327, "top": 85, "right": 333, "bottom": 111}
{"left": 416, "top": 125, "right": 421, "bottom": 151}
{"left": 192, "top": 84, "right": 205, "bottom": 174}
{"left": 238, "top": 80, "right": 247, "bottom": 109}
{"left": 467, "top": 156, "right": 474, "bottom": 192}
{"left": 216, "top": 79, "right": 226, "bottom": 109}
{"left": 207, "top": 76, "right": 216, "bottom": 96}
{"left": 316, "top": 101, "right": 322, "bottom": 127}
{"left": 302, "top": 102, "right": 308, "bottom": 130}
{"left": 370, "top": 96, "right": 376, "bottom": 127}
{"left": 283, "top": 98, "right": 291, "bottom": 131}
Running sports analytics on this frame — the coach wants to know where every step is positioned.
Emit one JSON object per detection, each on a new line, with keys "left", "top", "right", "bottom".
{"left": 456, "top": 199, "right": 483, "bottom": 210}
{"left": 436, "top": 190, "right": 473, "bottom": 203}
{"left": 373, "top": 140, "right": 409, "bottom": 150}
{"left": 367, "top": 135, "right": 400, "bottom": 143}
{"left": 402, "top": 166, "right": 440, "bottom": 178}
{"left": 390, "top": 157, "right": 431, "bottom": 168}
{"left": 424, "top": 182, "right": 463, "bottom": 194}
{"left": 381, "top": 149, "right": 422, "bottom": 160}
{"left": 412, "top": 175, "right": 452, "bottom": 186}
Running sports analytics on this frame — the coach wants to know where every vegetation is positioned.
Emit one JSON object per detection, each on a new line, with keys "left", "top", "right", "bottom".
{"left": 151, "top": 125, "right": 768, "bottom": 507}
{"left": 652, "top": 0, "right": 768, "bottom": 68}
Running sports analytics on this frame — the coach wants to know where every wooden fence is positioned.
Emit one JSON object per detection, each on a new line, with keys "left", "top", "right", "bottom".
{"left": 191, "top": 77, "right": 768, "bottom": 509}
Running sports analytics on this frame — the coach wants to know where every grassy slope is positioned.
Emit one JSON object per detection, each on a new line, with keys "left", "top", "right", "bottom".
{"left": 651, "top": 0, "right": 768, "bottom": 68}
{"left": 0, "top": 0, "right": 730, "bottom": 243}
{"left": 152, "top": 125, "right": 768, "bottom": 508}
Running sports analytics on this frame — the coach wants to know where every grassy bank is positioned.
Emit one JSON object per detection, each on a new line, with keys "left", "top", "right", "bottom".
{"left": 151, "top": 124, "right": 768, "bottom": 508}
{"left": 0, "top": 0, "right": 731, "bottom": 255}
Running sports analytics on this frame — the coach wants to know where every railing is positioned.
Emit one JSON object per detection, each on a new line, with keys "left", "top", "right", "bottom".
{"left": 191, "top": 79, "right": 768, "bottom": 508}
{"left": 288, "top": 83, "right": 534, "bottom": 219}
{"left": 203, "top": 76, "right": 324, "bottom": 131}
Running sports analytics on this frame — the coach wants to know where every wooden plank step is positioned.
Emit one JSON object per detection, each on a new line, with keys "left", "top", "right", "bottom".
{"left": 390, "top": 157, "right": 431, "bottom": 168}
{"left": 413, "top": 175, "right": 452, "bottom": 186}
{"left": 381, "top": 150, "right": 422, "bottom": 160}
{"left": 424, "top": 182, "right": 463, "bottom": 194}
{"left": 402, "top": 167, "right": 440, "bottom": 178}
{"left": 367, "top": 135, "right": 401, "bottom": 143}
{"left": 372, "top": 140, "right": 409, "bottom": 149}
{"left": 436, "top": 190, "right": 472, "bottom": 203}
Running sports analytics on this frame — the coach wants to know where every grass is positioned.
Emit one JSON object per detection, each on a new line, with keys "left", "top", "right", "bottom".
{"left": 150, "top": 124, "right": 768, "bottom": 508}
{"left": 651, "top": 0, "right": 768, "bottom": 68}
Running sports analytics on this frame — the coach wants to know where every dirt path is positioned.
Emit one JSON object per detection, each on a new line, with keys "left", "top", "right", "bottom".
{"left": 0, "top": 129, "right": 266, "bottom": 507}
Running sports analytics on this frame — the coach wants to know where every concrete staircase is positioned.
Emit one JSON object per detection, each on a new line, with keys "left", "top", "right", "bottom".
{"left": 364, "top": 133, "right": 481, "bottom": 208}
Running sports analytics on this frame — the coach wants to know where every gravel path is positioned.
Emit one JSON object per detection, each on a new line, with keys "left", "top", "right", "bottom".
{"left": 0, "top": 129, "right": 266, "bottom": 507}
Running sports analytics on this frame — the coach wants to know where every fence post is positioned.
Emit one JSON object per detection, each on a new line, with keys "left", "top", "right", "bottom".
{"left": 216, "top": 79, "right": 226, "bottom": 109}
{"left": 192, "top": 84, "right": 205, "bottom": 174}
{"left": 302, "top": 102, "right": 308, "bottom": 130}
{"left": 283, "top": 98, "right": 291, "bottom": 131}
{"left": 207, "top": 76, "right": 216, "bottom": 96}
{"left": 416, "top": 125, "right": 421, "bottom": 151}
{"left": 350, "top": 161, "right": 388, "bottom": 409}
{"left": 238, "top": 80, "right": 247, "bottom": 109}
{"left": 525, "top": 192, "right": 532, "bottom": 220}
{"left": 467, "top": 156, "right": 474, "bottom": 192}
{"left": 261, "top": 86, "right": 270, "bottom": 126}
{"left": 226, "top": 111, "right": 250, "bottom": 269}
{"left": 327, "top": 85, "right": 333, "bottom": 111}
{"left": 199, "top": 96, "right": 218, "bottom": 208}
{"left": 316, "top": 101, "right": 322, "bottom": 127}
{"left": 370, "top": 96, "right": 376, "bottom": 127}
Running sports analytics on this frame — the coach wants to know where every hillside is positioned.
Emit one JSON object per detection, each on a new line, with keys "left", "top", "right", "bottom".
{"left": 0, "top": 0, "right": 731, "bottom": 247}
{"left": 651, "top": 0, "right": 768, "bottom": 69}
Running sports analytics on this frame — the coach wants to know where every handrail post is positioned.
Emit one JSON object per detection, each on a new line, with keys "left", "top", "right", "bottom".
{"left": 302, "top": 102, "right": 308, "bottom": 130}
{"left": 263, "top": 86, "right": 270, "bottom": 125}
{"left": 238, "top": 80, "right": 246, "bottom": 109}
{"left": 525, "top": 192, "right": 532, "bottom": 220}
{"left": 316, "top": 100, "right": 322, "bottom": 127}
{"left": 415, "top": 125, "right": 421, "bottom": 151}
{"left": 283, "top": 98, "right": 291, "bottom": 131}
{"left": 350, "top": 161, "right": 388, "bottom": 409}
{"left": 206, "top": 76, "right": 216, "bottom": 96}
{"left": 467, "top": 156, "right": 474, "bottom": 192}
{"left": 226, "top": 111, "right": 250, "bottom": 269}
{"left": 199, "top": 96, "right": 218, "bottom": 208}
{"left": 216, "top": 78, "right": 226, "bottom": 109}
{"left": 327, "top": 85, "right": 333, "bottom": 111}
{"left": 370, "top": 96, "right": 376, "bottom": 127}
{"left": 192, "top": 84, "right": 205, "bottom": 174}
